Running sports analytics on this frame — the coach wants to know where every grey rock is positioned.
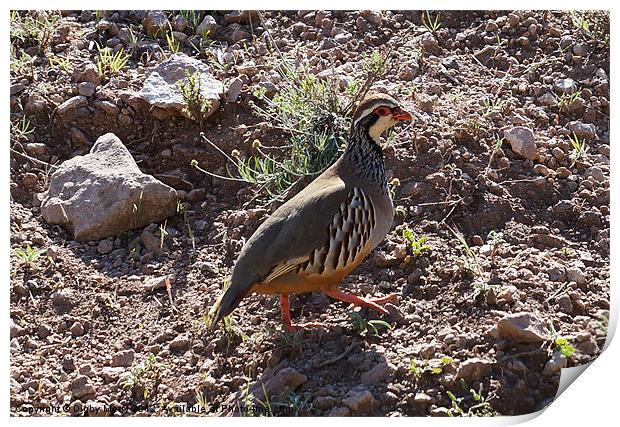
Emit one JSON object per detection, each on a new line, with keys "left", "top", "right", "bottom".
{"left": 111, "top": 349, "right": 135, "bottom": 367}
{"left": 456, "top": 358, "right": 494, "bottom": 382}
{"left": 97, "top": 239, "right": 114, "bottom": 254}
{"left": 567, "top": 121, "right": 596, "bottom": 140}
{"left": 361, "top": 362, "right": 393, "bottom": 386}
{"left": 547, "top": 263, "right": 566, "bottom": 281}
{"left": 25, "top": 143, "right": 48, "bottom": 158}
{"left": 196, "top": 14, "right": 217, "bottom": 36}
{"left": 57, "top": 96, "right": 88, "bottom": 118}
{"left": 41, "top": 133, "right": 178, "bottom": 241}
{"left": 37, "top": 323, "right": 53, "bottom": 339}
{"left": 169, "top": 334, "right": 191, "bottom": 351}
{"left": 226, "top": 77, "right": 243, "bottom": 102}
{"left": 554, "top": 78, "right": 578, "bottom": 94}
{"left": 75, "top": 63, "right": 100, "bottom": 87}
{"left": 584, "top": 166, "right": 606, "bottom": 183}
{"left": 494, "top": 312, "right": 550, "bottom": 343}
{"left": 572, "top": 43, "right": 589, "bottom": 57}
{"left": 171, "top": 14, "right": 187, "bottom": 32}
{"left": 504, "top": 126, "right": 538, "bottom": 160}
{"left": 252, "top": 367, "right": 307, "bottom": 401}
{"left": 101, "top": 366, "right": 125, "bottom": 383}
{"left": 70, "top": 375, "right": 96, "bottom": 399}
{"left": 224, "top": 10, "right": 258, "bottom": 24}
{"left": 10, "top": 319, "right": 24, "bottom": 339}
{"left": 138, "top": 53, "right": 223, "bottom": 120}
{"left": 342, "top": 389, "right": 376, "bottom": 413}
{"left": 70, "top": 321, "right": 85, "bottom": 336}
{"left": 51, "top": 288, "right": 76, "bottom": 307}
{"left": 142, "top": 10, "right": 169, "bottom": 37}
{"left": 566, "top": 266, "right": 586, "bottom": 285}
{"left": 537, "top": 92, "right": 556, "bottom": 106}
{"left": 543, "top": 351, "right": 567, "bottom": 376}
{"left": 418, "top": 32, "right": 439, "bottom": 53}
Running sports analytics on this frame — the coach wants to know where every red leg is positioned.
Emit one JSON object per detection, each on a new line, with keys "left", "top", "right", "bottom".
{"left": 324, "top": 291, "right": 398, "bottom": 315}
{"left": 279, "top": 294, "right": 327, "bottom": 332}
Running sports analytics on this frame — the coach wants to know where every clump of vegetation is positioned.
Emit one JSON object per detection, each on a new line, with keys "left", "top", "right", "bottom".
{"left": 121, "top": 353, "right": 166, "bottom": 401}
{"left": 197, "top": 45, "right": 393, "bottom": 202}
{"left": 556, "top": 90, "right": 582, "bottom": 113}
{"left": 421, "top": 11, "right": 441, "bottom": 33}
{"left": 180, "top": 10, "right": 203, "bottom": 32}
{"left": 14, "top": 244, "right": 45, "bottom": 269}
{"left": 570, "top": 11, "right": 610, "bottom": 46}
{"left": 10, "top": 10, "right": 59, "bottom": 54}
{"left": 568, "top": 132, "right": 588, "bottom": 164}
{"left": 205, "top": 278, "right": 248, "bottom": 349}
{"left": 165, "top": 23, "right": 181, "bottom": 54}
{"left": 96, "top": 43, "right": 130, "bottom": 82}
{"left": 548, "top": 323, "right": 576, "bottom": 358}
{"left": 447, "top": 379, "right": 496, "bottom": 417}
{"left": 402, "top": 225, "right": 432, "bottom": 256}
{"left": 409, "top": 356, "right": 454, "bottom": 379}
{"left": 349, "top": 311, "right": 394, "bottom": 337}
{"left": 178, "top": 69, "right": 212, "bottom": 130}
{"left": 12, "top": 116, "right": 36, "bottom": 138}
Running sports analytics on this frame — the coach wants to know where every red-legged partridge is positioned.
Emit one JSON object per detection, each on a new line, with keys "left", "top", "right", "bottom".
{"left": 209, "top": 93, "right": 413, "bottom": 331}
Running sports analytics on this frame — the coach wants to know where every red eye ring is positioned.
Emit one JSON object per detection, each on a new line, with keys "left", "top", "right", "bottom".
{"left": 375, "top": 106, "right": 391, "bottom": 116}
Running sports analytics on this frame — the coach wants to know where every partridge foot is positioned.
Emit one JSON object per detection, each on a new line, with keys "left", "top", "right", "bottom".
{"left": 280, "top": 294, "right": 327, "bottom": 332}
{"left": 324, "top": 291, "right": 398, "bottom": 315}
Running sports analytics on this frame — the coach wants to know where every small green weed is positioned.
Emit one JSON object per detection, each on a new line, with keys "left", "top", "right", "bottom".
{"left": 409, "top": 356, "right": 454, "bottom": 379}
{"left": 121, "top": 353, "right": 166, "bottom": 400}
{"left": 12, "top": 115, "right": 36, "bottom": 137}
{"left": 556, "top": 90, "right": 582, "bottom": 113}
{"left": 568, "top": 132, "right": 588, "bottom": 164}
{"left": 14, "top": 244, "right": 45, "bottom": 268}
{"left": 402, "top": 225, "right": 432, "bottom": 256}
{"left": 178, "top": 69, "right": 212, "bottom": 130}
{"left": 447, "top": 379, "right": 496, "bottom": 417}
{"left": 96, "top": 43, "right": 130, "bottom": 82}
{"left": 421, "top": 11, "right": 441, "bottom": 33}
{"left": 548, "top": 323, "right": 575, "bottom": 358}
{"left": 349, "top": 311, "right": 394, "bottom": 337}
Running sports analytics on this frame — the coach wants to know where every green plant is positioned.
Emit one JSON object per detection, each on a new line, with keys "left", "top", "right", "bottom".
{"left": 165, "top": 23, "right": 180, "bottom": 53}
{"left": 486, "top": 230, "right": 505, "bottom": 260}
{"left": 447, "top": 379, "right": 496, "bottom": 417}
{"left": 48, "top": 55, "right": 70, "bottom": 72}
{"left": 196, "top": 49, "right": 392, "bottom": 202}
{"left": 12, "top": 115, "right": 36, "bottom": 137}
{"left": 178, "top": 69, "right": 212, "bottom": 130}
{"left": 349, "top": 311, "right": 394, "bottom": 336}
{"left": 121, "top": 353, "right": 166, "bottom": 400}
{"left": 180, "top": 10, "right": 203, "bottom": 32}
{"left": 548, "top": 323, "right": 575, "bottom": 358}
{"left": 421, "top": 11, "right": 441, "bottom": 33}
{"left": 568, "top": 132, "right": 588, "bottom": 164}
{"left": 570, "top": 11, "right": 610, "bottom": 46}
{"left": 176, "top": 201, "right": 196, "bottom": 250}
{"left": 409, "top": 356, "right": 454, "bottom": 379}
{"left": 556, "top": 90, "right": 582, "bottom": 113}
{"left": 9, "top": 44, "right": 35, "bottom": 76}
{"left": 402, "top": 225, "right": 432, "bottom": 256}
{"left": 481, "top": 96, "right": 506, "bottom": 116}
{"left": 10, "top": 10, "right": 59, "bottom": 52}
{"left": 96, "top": 43, "right": 130, "bottom": 82}
{"left": 14, "top": 244, "right": 45, "bottom": 267}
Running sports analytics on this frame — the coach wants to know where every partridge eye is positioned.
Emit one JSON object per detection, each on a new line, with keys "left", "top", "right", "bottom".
{"left": 375, "top": 107, "right": 391, "bottom": 116}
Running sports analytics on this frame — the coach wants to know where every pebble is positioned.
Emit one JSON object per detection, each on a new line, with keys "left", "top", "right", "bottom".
{"left": 97, "top": 239, "right": 114, "bottom": 254}
{"left": 51, "top": 288, "right": 75, "bottom": 307}
{"left": 493, "top": 312, "right": 550, "bottom": 343}
{"left": 456, "top": 358, "right": 494, "bottom": 382}
{"left": 69, "top": 375, "right": 96, "bottom": 399}
{"left": 554, "top": 78, "right": 577, "bottom": 94}
{"left": 342, "top": 389, "right": 376, "bottom": 413}
{"left": 111, "top": 349, "right": 135, "bottom": 367}
{"left": 504, "top": 126, "right": 538, "bottom": 160}
{"left": 169, "top": 334, "right": 191, "bottom": 351}
{"left": 361, "top": 362, "right": 393, "bottom": 386}
{"left": 543, "top": 351, "right": 567, "bottom": 376}
{"left": 567, "top": 121, "right": 596, "bottom": 140}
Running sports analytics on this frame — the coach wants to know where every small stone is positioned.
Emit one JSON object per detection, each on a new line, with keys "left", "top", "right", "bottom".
{"left": 328, "top": 407, "right": 351, "bottom": 416}
{"left": 57, "top": 96, "right": 88, "bottom": 118}
{"left": 252, "top": 367, "right": 307, "bottom": 401}
{"left": 196, "top": 14, "right": 217, "bottom": 36}
{"left": 97, "top": 239, "right": 114, "bottom": 254}
{"left": 566, "top": 266, "right": 586, "bottom": 285}
{"left": 584, "top": 166, "right": 606, "bottom": 183}
{"left": 342, "top": 389, "right": 376, "bottom": 413}
{"left": 76, "top": 63, "right": 100, "bottom": 87}
{"left": 456, "top": 358, "right": 494, "bottom": 382}
{"left": 70, "top": 321, "right": 85, "bottom": 336}
{"left": 171, "top": 14, "right": 187, "bottom": 32}
{"left": 504, "top": 126, "right": 538, "bottom": 160}
{"left": 567, "top": 121, "right": 596, "bottom": 140}
{"left": 547, "top": 263, "right": 566, "bottom": 282}
{"left": 10, "top": 319, "right": 24, "bottom": 339}
{"left": 62, "top": 355, "right": 76, "bottom": 372}
{"left": 361, "top": 362, "right": 392, "bottom": 386}
{"left": 25, "top": 143, "right": 48, "bottom": 158}
{"left": 226, "top": 77, "right": 243, "bottom": 102}
{"left": 494, "top": 312, "right": 550, "bottom": 343}
{"left": 169, "top": 334, "right": 190, "bottom": 351}
{"left": 543, "top": 351, "right": 567, "bottom": 376}
{"left": 430, "top": 407, "right": 451, "bottom": 417}
{"left": 572, "top": 43, "right": 589, "bottom": 57}
{"left": 37, "top": 323, "right": 53, "bottom": 339}
{"left": 112, "top": 349, "right": 135, "bottom": 367}
{"left": 554, "top": 78, "right": 577, "bottom": 95}
{"left": 101, "top": 366, "right": 125, "bottom": 383}
{"left": 142, "top": 10, "right": 169, "bottom": 37}
{"left": 78, "top": 81, "right": 95, "bottom": 97}
{"left": 51, "top": 288, "right": 75, "bottom": 307}
{"left": 70, "top": 375, "right": 96, "bottom": 399}
{"left": 556, "top": 293, "right": 573, "bottom": 313}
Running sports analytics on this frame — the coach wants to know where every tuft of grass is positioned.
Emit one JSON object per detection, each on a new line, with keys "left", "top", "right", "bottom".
{"left": 121, "top": 353, "right": 166, "bottom": 400}
{"left": 569, "top": 11, "right": 610, "bottom": 46}
{"left": 178, "top": 69, "right": 212, "bottom": 130}
{"left": 568, "top": 132, "right": 588, "bottom": 164}
{"left": 180, "top": 10, "right": 203, "bottom": 32}
{"left": 548, "top": 323, "right": 575, "bottom": 358}
{"left": 48, "top": 55, "right": 70, "bottom": 73}
{"left": 402, "top": 225, "right": 432, "bottom": 256}
{"left": 349, "top": 311, "right": 394, "bottom": 337}
{"left": 12, "top": 115, "right": 36, "bottom": 138}
{"left": 165, "top": 23, "right": 181, "bottom": 54}
{"left": 14, "top": 244, "right": 45, "bottom": 268}
{"left": 10, "top": 10, "right": 59, "bottom": 53}
{"left": 556, "top": 90, "right": 582, "bottom": 113}
{"left": 196, "top": 48, "right": 393, "bottom": 203}
{"left": 421, "top": 11, "right": 441, "bottom": 33}
{"left": 447, "top": 379, "right": 496, "bottom": 417}
{"left": 409, "top": 356, "right": 454, "bottom": 380}
{"left": 96, "top": 43, "right": 130, "bottom": 82}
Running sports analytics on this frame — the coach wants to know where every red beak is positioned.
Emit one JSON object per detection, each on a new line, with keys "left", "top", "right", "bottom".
{"left": 393, "top": 108, "right": 414, "bottom": 121}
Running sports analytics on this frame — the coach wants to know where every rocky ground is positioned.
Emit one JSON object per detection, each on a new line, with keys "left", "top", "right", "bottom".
{"left": 10, "top": 10, "right": 610, "bottom": 417}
